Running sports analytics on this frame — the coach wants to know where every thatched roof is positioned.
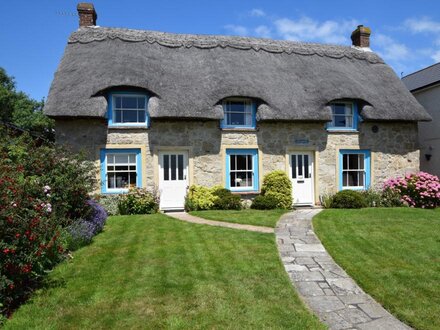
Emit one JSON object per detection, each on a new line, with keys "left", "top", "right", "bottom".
{"left": 44, "top": 27, "right": 431, "bottom": 122}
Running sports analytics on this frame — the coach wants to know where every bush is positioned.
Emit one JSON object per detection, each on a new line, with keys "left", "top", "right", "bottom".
{"left": 184, "top": 185, "right": 216, "bottom": 211}
{"left": 118, "top": 188, "right": 159, "bottom": 215}
{"left": 319, "top": 193, "right": 334, "bottom": 209}
{"left": 0, "top": 127, "right": 98, "bottom": 317}
{"left": 383, "top": 172, "right": 440, "bottom": 208}
{"left": 251, "top": 195, "right": 279, "bottom": 210}
{"left": 330, "top": 190, "right": 367, "bottom": 209}
{"left": 360, "top": 189, "right": 383, "bottom": 207}
{"left": 261, "top": 171, "right": 292, "bottom": 209}
{"left": 95, "top": 194, "right": 120, "bottom": 215}
{"left": 211, "top": 187, "right": 242, "bottom": 210}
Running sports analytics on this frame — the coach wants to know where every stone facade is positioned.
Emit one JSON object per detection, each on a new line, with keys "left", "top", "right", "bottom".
{"left": 55, "top": 119, "right": 419, "bottom": 203}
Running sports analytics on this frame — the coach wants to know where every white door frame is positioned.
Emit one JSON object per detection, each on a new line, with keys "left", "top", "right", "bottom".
{"left": 158, "top": 150, "right": 189, "bottom": 211}
{"left": 289, "top": 151, "right": 315, "bottom": 206}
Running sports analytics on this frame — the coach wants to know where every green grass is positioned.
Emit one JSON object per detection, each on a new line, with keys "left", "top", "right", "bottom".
{"left": 313, "top": 208, "right": 440, "bottom": 330}
{"left": 6, "top": 214, "right": 323, "bottom": 329}
{"left": 189, "top": 209, "right": 288, "bottom": 228}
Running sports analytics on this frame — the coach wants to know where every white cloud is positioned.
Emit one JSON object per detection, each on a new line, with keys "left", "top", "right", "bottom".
{"left": 431, "top": 50, "right": 440, "bottom": 62}
{"left": 274, "top": 16, "right": 358, "bottom": 44}
{"left": 250, "top": 9, "right": 266, "bottom": 17}
{"left": 404, "top": 17, "right": 440, "bottom": 33}
{"left": 224, "top": 24, "right": 249, "bottom": 36}
{"left": 255, "top": 25, "right": 271, "bottom": 38}
{"left": 375, "top": 34, "right": 410, "bottom": 61}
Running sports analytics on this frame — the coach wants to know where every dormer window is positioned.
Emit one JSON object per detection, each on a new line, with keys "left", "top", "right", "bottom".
{"left": 108, "top": 92, "right": 149, "bottom": 127}
{"left": 221, "top": 99, "right": 256, "bottom": 129}
{"left": 327, "top": 101, "right": 359, "bottom": 131}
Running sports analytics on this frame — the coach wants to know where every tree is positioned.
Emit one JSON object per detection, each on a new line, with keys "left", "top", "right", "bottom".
{"left": 0, "top": 67, "right": 54, "bottom": 139}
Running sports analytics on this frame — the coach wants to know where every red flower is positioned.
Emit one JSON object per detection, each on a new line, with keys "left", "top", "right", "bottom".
{"left": 15, "top": 233, "right": 21, "bottom": 238}
{"left": 3, "top": 248, "right": 10, "bottom": 254}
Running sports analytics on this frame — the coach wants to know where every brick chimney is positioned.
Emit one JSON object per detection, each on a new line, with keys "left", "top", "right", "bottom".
{"left": 77, "top": 3, "right": 97, "bottom": 27}
{"left": 351, "top": 25, "right": 371, "bottom": 48}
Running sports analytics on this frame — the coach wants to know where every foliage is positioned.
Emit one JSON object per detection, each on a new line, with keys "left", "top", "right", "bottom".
{"left": 319, "top": 193, "right": 334, "bottom": 209}
{"left": 118, "top": 188, "right": 159, "bottom": 215}
{"left": 185, "top": 186, "right": 242, "bottom": 211}
{"left": 211, "top": 187, "right": 242, "bottom": 210}
{"left": 0, "top": 128, "right": 99, "bottom": 317}
{"left": 330, "top": 190, "right": 367, "bottom": 209}
{"left": 260, "top": 171, "right": 292, "bottom": 209}
{"left": 359, "top": 189, "right": 383, "bottom": 207}
{"left": 251, "top": 195, "right": 279, "bottom": 210}
{"left": 383, "top": 172, "right": 440, "bottom": 208}
{"left": 0, "top": 67, "right": 53, "bottom": 140}
{"left": 94, "top": 194, "right": 120, "bottom": 215}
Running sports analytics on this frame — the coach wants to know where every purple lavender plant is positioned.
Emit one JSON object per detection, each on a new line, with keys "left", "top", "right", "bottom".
{"left": 85, "top": 199, "right": 108, "bottom": 234}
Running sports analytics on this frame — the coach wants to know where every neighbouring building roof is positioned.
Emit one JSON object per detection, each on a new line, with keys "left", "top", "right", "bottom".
{"left": 44, "top": 27, "right": 431, "bottom": 122}
{"left": 402, "top": 62, "right": 440, "bottom": 92}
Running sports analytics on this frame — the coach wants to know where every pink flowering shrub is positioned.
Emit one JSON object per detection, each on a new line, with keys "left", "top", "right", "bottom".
{"left": 383, "top": 172, "right": 440, "bottom": 208}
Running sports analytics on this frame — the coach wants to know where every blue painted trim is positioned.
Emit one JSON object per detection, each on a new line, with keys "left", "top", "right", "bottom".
{"left": 338, "top": 149, "right": 371, "bottom": 191}
{"left": 327, "top": 102, "right": 359, "bottom": 131}
{"left": 220, "top": 101, "right": 257, "bottom": 129}
{"left": 107, "top": 91, "right": 149, "bottom": 127}
{"left": 100, "top": 148, "right": 142, "bottom": 194}
{"left": 225, "top": 148, "right": 259, "bottom": 192}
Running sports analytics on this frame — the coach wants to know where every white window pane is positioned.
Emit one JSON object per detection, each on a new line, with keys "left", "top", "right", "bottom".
{"left": 345, "top": 105, "right": 353, "bottom": 115}
{"left": 346, "top": 116, "right": 353, "bottom": 127}
{"left": 129, "top": 154, "right": 136, "bottom": 163}
{"left": 107, "top": 155, "right": 114, "bottom": 164}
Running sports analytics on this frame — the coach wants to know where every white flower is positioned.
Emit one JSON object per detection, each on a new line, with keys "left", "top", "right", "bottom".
{"left": 43, "top": 185, "right": 51, "bottom": 193}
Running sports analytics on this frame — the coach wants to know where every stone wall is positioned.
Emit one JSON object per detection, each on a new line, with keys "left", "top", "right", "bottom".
{"left": 55, "top": 119, "right": 419, "bottom": 200}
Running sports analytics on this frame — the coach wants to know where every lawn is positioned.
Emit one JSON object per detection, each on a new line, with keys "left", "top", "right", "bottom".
{"left": 6, "top": 214, "right": 323, "bottom": 329}
{"left": 313, "top": 208, "right": 440, "bottom": 330}
{"left": 189, "top": 209, "right": 288, "bottom": 228}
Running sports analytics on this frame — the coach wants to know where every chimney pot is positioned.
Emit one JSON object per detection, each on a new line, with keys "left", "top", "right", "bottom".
{"left": 351, "top": 25, "right": 371, "bottom": 48}
{"left": 77, "top": 3, "right": 97, "bottom": 27}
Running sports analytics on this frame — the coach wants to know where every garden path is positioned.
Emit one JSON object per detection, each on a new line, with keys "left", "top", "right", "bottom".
{"left": 166, "top": 212, "right": 273, "bottom": 233}
{"left": 276, "top": 209, "right": 411, "bottom": 330}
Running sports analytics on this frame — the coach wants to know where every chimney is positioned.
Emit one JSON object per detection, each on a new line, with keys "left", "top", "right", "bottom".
{"left": 351, "top": 25, "right": 371, "bottom": 48}
{"left": 77, "top": 3, "right": 97, "bottom": 27}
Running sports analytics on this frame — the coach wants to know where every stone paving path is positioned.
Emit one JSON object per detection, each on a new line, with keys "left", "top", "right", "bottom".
{"left": 166, "top": 212, "right": 274, "bottom": 234}
{"left": 276, "top": 209, "right": 411, "bottom": 330}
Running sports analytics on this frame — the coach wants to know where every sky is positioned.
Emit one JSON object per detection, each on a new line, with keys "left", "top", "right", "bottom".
{"left": 1, "top": 0, "right": 440, "bottom": 101}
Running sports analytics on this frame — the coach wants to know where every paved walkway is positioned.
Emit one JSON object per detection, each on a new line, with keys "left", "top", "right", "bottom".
{"left": 276, "top": 209, "right": 411, "bottom": 330}
{"left": 166, "top": 212, "right": 274, "bottom": 233}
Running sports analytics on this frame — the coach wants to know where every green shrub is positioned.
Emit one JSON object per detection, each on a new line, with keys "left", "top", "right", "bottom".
{"left": 251, "top": 195, "right": 279, "bottom": 210}
{"left": 261, "top": 170, "right": 292, "bottom": 209}
{"left": 331, "top": 190, "right": 367, "bottom": 209}
{"left": 95, "top": 194, "right": 120, "bottom": 215}
{"left": 319, "top": 193, "right": 334, "bottom": 209}
{"left": 184, "top": 185, "right": 216, "bottom": 211}
{"left": 360, "top": 189, "right": 383, "bottom": 207}
{"left": 211, "top": 186, "right": 242, "bottom": 210}
{"left": 381, "top": 188, "right": 404, "bottom": 207}
{"left": 118, "top": 188, "right": 159, "bottom": 215}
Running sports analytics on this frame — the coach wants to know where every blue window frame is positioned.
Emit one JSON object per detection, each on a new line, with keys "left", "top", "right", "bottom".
{"left": 100, "top": 149, "right": 142, "bottom": 193}
{"left": 225, "top": 149, "right": 259, "bottom": 192}
{"left": 339, "top": 149, "right": 371, "bottom": 190}
{"left": 221, "top": 99, "right": 257, "bottom": 129}
{"left": 107, "top": 92, "right": 149, "bottom": 127}
{"left": 327, "top": 102, "right": 359, "bottom": 131}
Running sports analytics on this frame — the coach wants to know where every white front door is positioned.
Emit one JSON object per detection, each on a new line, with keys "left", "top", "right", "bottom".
{"left": 159, "top": 151, "right": 189, "bottom": 210}
{"left": 290, "top": 152, "right": 314, "bottom": 205}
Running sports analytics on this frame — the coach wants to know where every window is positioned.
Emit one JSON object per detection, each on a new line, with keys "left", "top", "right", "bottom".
{"left": 226, "top": 149, "right": 259, "bottom": 192}
{"left": 100, "top": 149, "right": 142, "bottom": 193}
{"left": 339, "top": 150, "right": 370, "bottom": 190}
{"left": 108, "top": 93, "right": 149, "bottom": 126}
{"left": 221, "top": 99, "right": 256, "bottom": 129}
{"left": 327, "top": 102, "right": 359, "bottom": 130}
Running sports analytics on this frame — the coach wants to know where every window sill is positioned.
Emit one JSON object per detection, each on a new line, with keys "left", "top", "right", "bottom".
{"left": 101, "top": 189, "right": 129, "bottom": 194}
{"left": 230, "top": 191, "right": 260, "bottom": 195}
{"left": 108, "top": 125, "right": 149, "bottom": 130}
{"left": 221, "top": 127, "right": 258, "bottom": 132}
{"left": 327, "top": 129, "right": 359, "bottom": 133}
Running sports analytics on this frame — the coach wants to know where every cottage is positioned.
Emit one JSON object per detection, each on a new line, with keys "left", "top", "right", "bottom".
{"left": 44, "top": 3, "right": 431, "bottom": 210}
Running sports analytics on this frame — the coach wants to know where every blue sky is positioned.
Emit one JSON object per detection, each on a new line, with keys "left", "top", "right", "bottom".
{"left": 1, "top": 0, "right": 440, "bottom": 101}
